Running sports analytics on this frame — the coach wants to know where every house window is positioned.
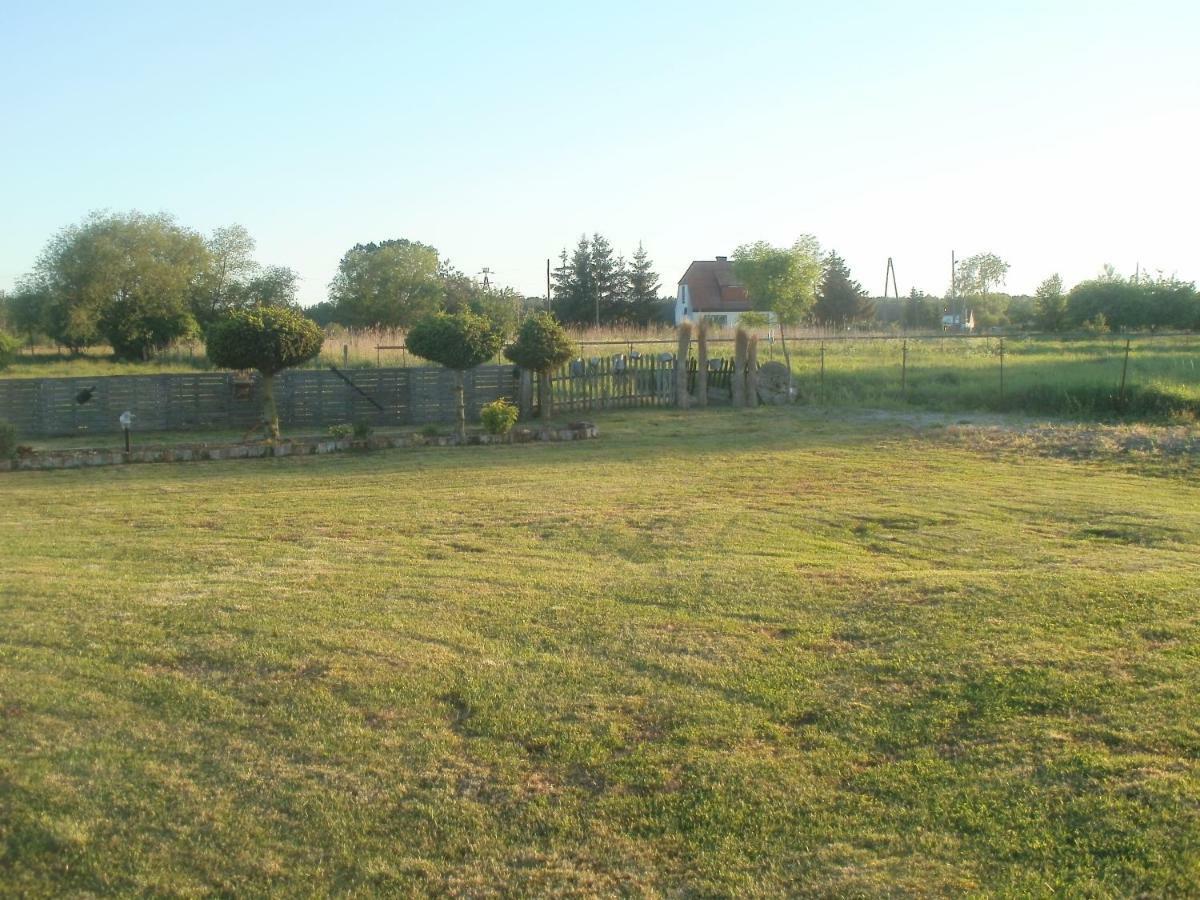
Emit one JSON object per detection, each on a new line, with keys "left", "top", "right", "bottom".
{"left": 702, "top": 314, "right": 728, "bottom": 328}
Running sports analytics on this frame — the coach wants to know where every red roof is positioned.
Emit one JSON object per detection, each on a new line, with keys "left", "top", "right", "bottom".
{"left": 678, "top": 259, "right": 751, "bottom": 312}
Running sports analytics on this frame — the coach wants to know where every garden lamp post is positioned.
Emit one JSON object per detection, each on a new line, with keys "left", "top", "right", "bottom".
{"left": 119, "top": 411, "right": 133, "bottom": 453}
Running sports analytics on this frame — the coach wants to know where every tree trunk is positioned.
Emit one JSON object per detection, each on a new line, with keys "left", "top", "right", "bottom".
{"left": 538, "top": 370, "right": 553, "bottom": 420}
{"left": 263, "top": 372, "right": 280, "bottom": 440}
{"left": 518, "top": 369, "right": 533, "bottom": 420}
{"left": 455, "top": 369, "right": 466, "bottom": 442}
{"left": 777, "top": 315, "right": 794, "bottom": 401}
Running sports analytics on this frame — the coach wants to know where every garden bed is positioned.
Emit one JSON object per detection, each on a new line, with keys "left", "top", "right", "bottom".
{"left": 0, "top": 422, "right": 598, "bottom": 471}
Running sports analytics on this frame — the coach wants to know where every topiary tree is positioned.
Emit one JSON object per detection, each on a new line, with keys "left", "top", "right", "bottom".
{"left": 406, "top": 311, "right": 504, "bottom": 440}
{"left": 205, "top": 306, "right": 324, "bottom": 439}
{"left": 503, "top": 312, "right": 575, "bottom": 419}
{"left": 0, "top": 329, "right": 18, "bottom": 370}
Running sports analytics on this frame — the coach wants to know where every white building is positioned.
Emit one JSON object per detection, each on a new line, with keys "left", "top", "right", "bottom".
{"left": 675, "top": 257, "right": 752, "bottom": 327}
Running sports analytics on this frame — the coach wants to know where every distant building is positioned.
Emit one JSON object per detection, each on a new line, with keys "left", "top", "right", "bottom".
{"left": 675, "top": 257, "right": 752, "bottom": 327}
{"left": 942, "top": 309, "right": 976, "bottom": 333}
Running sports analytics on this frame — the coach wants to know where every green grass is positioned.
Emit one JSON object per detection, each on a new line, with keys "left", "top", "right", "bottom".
{"left": 2, "top": 408, "right": 1199, "bottom": 895}
{"left": 6, "top": 334, "right": 1198, "bottom": 422}
{"left": 785, "top": 334, "right": 1200, "bottom": 419}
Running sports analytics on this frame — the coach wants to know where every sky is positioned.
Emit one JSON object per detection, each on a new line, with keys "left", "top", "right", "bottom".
{"left": 2, "top": 1, "right": 1197, "bottom": 306}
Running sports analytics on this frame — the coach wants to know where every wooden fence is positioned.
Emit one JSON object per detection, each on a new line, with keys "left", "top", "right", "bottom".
{"left": 0, "top": 367, "right": 521, "bottom": 438}
{"left": 0, "top": 353, "right": 737, "bottom": 437}
{"left": 547, "top": 354, "right": 735, "bottom": 413}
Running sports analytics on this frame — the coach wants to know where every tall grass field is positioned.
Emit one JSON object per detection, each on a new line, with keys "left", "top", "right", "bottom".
{"left": 2, "top": 408, "right": 1198, "bottom": 895}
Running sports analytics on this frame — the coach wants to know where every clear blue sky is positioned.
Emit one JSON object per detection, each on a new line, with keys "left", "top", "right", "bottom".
{"left": 2, "top": 1, "right": 1197, "bottom": 305}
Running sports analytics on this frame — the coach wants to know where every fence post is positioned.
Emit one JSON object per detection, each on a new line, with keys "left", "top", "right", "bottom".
{"left": 675, "top": 323, "right": 692, "bottom": 409}
{"left": 696, "top": 320, "right": 709, "bottom": 408}
{"left": 820, "top": 342, "right": 825, "bottom": 407}
{"left": 999, "top": 337, "right": 1005, "bottom": 400}
{"left": 901, "top": 339, "right": 908, "bottom": 397}
{"left": 733, "top": 329, "right": 748, "bottom": 408}
{"left": 747, "top": 336, "right": 760, "bottom": 407}
{"left": 1118, "top": 338, "right": 1131, "bottom": 408}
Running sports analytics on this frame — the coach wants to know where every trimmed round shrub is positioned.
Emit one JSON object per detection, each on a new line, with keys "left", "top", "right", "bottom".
{"left": 0, "top": 329, "right": 18, "bottom": 370}
{"left": 504, "top": 313, "right": 575, "bottom": 418}
{"left": 206, "top": 306, "right": 324, "bottom": 438}
{"left": 407, "top": 311, "right": 504, "bottom": 440}
{"left": 503, "top": 312, "right": 574, "bottom": 372}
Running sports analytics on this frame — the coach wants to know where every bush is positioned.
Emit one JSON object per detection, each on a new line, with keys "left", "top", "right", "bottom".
{"left": 0, "top": 420, "right": 16, "bottom": 459}
{"left": 407, "top": 311, "right": 505, "bottom": 440}
{"left": 0, "top": 329, "right": 17, "bottom": 370}
{"left": 480, "top": 398, "right": 519, "bottom": 435}
{"left": 352, "top": 420, "right": 373, "bottom": 439}
{"left": 206, "top": 306, "right": 324, "bottom": 438}
{"left": 503, "top": 313, "right": 575, "bottom": 372}
{"left": 327, "top": 424, "right": 353, "bottom": 439}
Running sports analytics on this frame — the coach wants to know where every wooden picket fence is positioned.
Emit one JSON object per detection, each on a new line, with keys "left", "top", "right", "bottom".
{"left": 547, "top": 354, "right": 737, "bottom": 413}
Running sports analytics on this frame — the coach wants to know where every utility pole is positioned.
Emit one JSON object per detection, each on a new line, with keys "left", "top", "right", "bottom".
{"left": 884, "top": 257, "right": 900, "bottom": 300}
{"left": 950, "top": 250, "right": 957, "bottom": 326}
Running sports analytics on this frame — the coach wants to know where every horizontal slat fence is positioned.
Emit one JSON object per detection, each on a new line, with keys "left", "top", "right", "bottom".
{"left": 1, "top": 354, "right": 739, "bottom": 437}
{"left": 0, "top": 367, "right": 522, "bottom": 438}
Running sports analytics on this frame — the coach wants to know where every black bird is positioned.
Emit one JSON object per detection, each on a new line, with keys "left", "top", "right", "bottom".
{"left": 75, "top": 386, "right": 96, "bottom": 405}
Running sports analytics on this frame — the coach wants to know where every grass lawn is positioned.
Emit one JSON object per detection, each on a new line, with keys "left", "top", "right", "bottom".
{"left": 2, "top": 408, "right": 1198, "bottom": 895}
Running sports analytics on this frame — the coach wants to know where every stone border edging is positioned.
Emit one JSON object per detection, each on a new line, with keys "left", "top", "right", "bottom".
{"left": 0, "top": 423, "right": 598, "bottom": 472}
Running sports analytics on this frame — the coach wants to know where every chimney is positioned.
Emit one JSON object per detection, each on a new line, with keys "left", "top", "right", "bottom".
{"left": 715, "top": 255, "right": 727, "bottom": 262}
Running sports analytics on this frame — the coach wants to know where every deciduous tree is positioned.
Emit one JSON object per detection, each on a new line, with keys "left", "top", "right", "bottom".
{"left": 328, "top": 239, "right": 442, "bottom": 330}
{"left": 732, "top": 236, "right": 823, "bottom": 396}
{"left": 1034, "top": 274, "right": 1067, "bottom": 332}
{"left": 406, "top": 311, "right": 504, "bottom": 440}
{"left": 205, "top": 305, "right": 324, "bottom": 439}
{"left": 28, "top": 211, "right": 207, "bottom": 359}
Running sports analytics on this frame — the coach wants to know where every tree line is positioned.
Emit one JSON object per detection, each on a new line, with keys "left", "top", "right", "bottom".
{"left": 550, "top": 234, "right": 671, "bottom": 326}
{"left": 736, "top": 243, "right": 1200, "bottom": 334}
{"left": 2, "top": 212, "right": 301, "bottom": 359}
{"left": 3, "top": 212, "right": 1198, "bottom": 365}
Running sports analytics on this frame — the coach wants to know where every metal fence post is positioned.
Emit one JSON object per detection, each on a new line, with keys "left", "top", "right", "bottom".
{"left": 999, "top": 337, "right": 1005, "bottom": 400}
{"left": 1119, "top": 338, "right": 1131, "bottom": 408}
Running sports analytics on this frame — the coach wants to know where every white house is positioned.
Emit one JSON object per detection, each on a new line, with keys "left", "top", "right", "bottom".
{"left": 941, "top": 309, "right": 976, "bottom": 333}
{"left": 675, "top": 257, "right": 752, "bottom": 327}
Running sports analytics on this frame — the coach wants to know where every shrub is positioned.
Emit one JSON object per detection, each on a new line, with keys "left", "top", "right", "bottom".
{"left": 504, "top": 313, "right": 575, "bottom": 418}
{"left": 352, "top": 420, "right": 373, "bottom": 439}
{"left": 327, "top": 424, "right": 353, "bottom": 439}
{"left": 420, "top": 424, "right": 441, "bottom": 437}
{"left": 407, "top": 311, "right": 504, "bottom": 440}
{"left": 0, "top": 329, "right": 17, "bottom": 370}
{"left": 206, "top": 306, "right": 324, "bottom": 439}
{"left": 481, "top": 398, "right": 519, "bottom": 435}
{"left": 0, "top": 419, "right": 16, "bottom": 459}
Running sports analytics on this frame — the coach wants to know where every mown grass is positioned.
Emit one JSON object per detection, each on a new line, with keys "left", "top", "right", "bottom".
{"left": 2, "top": 407, "right": 1198, "bottom": 895}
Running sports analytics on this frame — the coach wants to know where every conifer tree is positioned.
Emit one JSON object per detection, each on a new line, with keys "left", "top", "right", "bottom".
{"left": 627, "top": 242, "right": 662, "bottom": 325}
{"left": 590, "top": 233, "right": 619, "bottom": 326}
{"left": 813, "top": 252, "right": 874, "bottom": 327}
